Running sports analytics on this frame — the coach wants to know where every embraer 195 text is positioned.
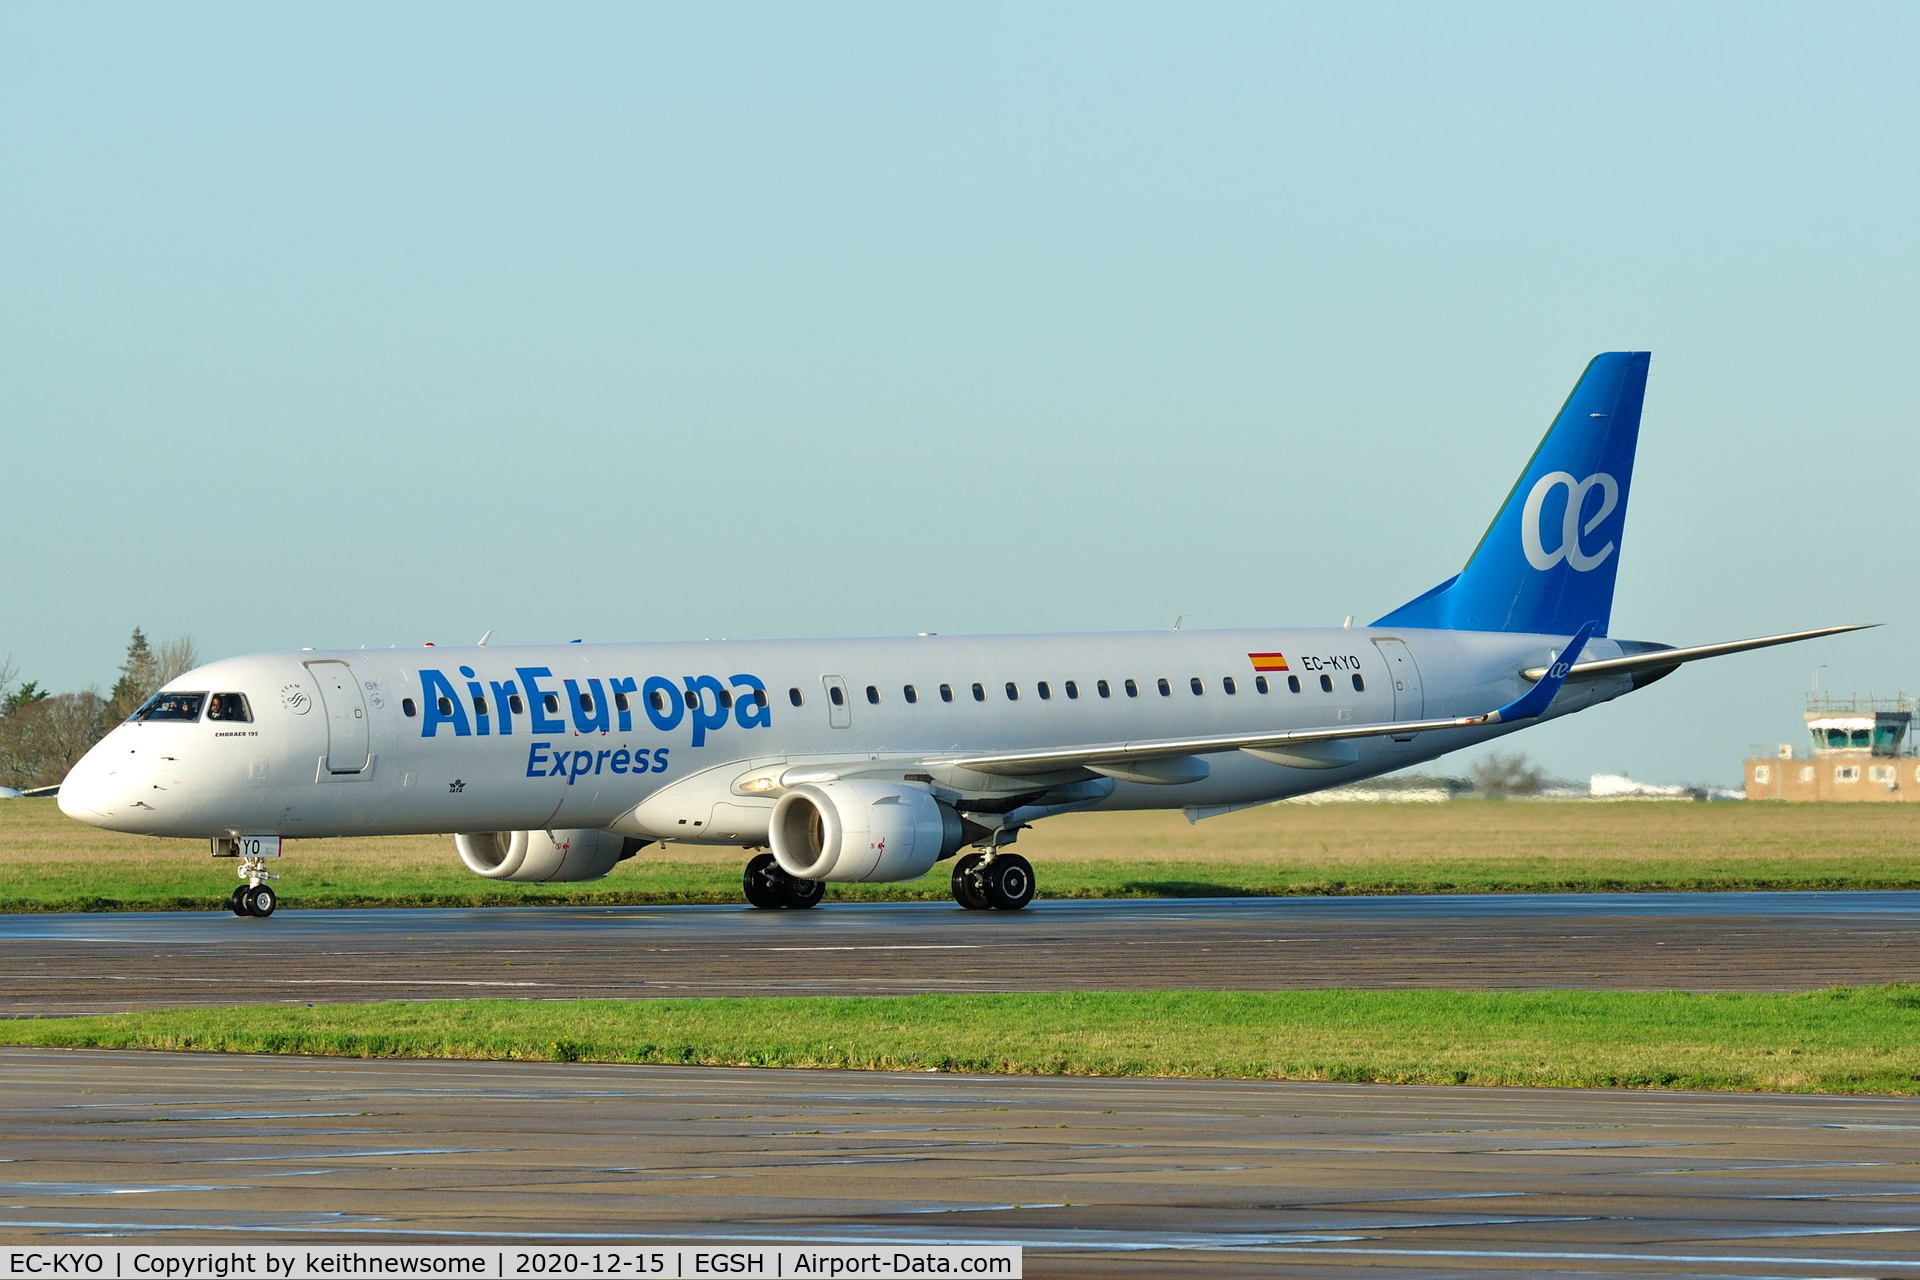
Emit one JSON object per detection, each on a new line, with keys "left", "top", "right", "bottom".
{"left": 60, "top": 354, "right": 1864, "bottom": 917}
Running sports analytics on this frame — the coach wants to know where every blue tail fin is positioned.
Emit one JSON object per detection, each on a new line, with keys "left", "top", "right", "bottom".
{"left": 1373, "top": 351, "right": 1650, "bottom": 636}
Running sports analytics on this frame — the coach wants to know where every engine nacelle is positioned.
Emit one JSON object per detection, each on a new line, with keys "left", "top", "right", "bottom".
{"left": 769, "top": 780, "right": 967, "bottom": 883}
{"left": 454, "top": 828, "right": 644, "bottom": 883}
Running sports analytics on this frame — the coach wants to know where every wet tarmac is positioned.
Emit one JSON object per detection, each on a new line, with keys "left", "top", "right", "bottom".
{"left": 4, "top": 1049, "right": 1920, "bottom": 1277}
{"left": 3, "top": 892, "right": 1918, "bottom": 1016}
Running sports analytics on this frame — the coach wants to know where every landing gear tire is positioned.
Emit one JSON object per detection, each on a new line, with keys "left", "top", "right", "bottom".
{"left": 982, "top": 853, "right": 1034, "bottom": 911}
{"left": 744, "top": 852, "right": 786, "bottom": 909}
{"left": 240, "top": 884, "right": 276, "bottom": 918}
{"left": 781, "top": 876, "right": 824, "bottom": 909}
{"left": 743, "top": 852, "right": 825, "bottom": 910}
{"left": 226, "top": 886, "right": 248, "bottom": 916}
{"left": 951, "top": 852, "right": 991, "bottom": 910}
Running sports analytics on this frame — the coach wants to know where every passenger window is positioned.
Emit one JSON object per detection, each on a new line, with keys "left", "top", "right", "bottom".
{"left": 866, "top": 685, "right": 880, "bottom": 704}
{"left": 829, "top": 686, "right": 846, "bottom": 707}
{"left": 510, "top": 694, "right": 525, "bottom": 715}
{"left": 1222, "top": 677, "right": 1237, "bottom": 696}
{"left": 904, "top": 685, "right": 918, "bottom": 704}
{"left": 1005, "top": 682, "right": 1020, "bottom": 701}
{"left": 1351, "top": 674, "right": 1365, "bottom": 692}
{"left": 718, "top": 689, "right": 733, "bottom": 709}
{"left": 683, "top": 689, "right": 699, "bottom": 709}
{"left": 1255, "top": 676, "right": 1269, "bottom": 695}
{"left": 789, "top": 687, "right": 804, "bottom": 707}
{"left": 1288, "top": 675, "right": 1302, "bottom": 693}
{"left": 752, "top": 689, "right": 768, "bottom": 709}
{"left": 651, "top": 689, "right": 669, "bottom": 714}
{"left": 133, "top": 691, "right": 206, "bottom": 722}
{"left": 207, "top": 692, "right": 252, "bottom": 722}
{"left": 580, "top": 693, "right": 594, "bottom": 713}
{"left": 1065, "top": 680, "right": 1079, "bottom": 699}
{"left": 972, "top": 683, "right": 986, "bottom": 702}
{"left": 1319, "top": 674, "right": 1334, "bottom": 693}
{"left": 1124, "top": 679, "right": 1138, "bottom": 698}
{"left": 1189, "top": 677, "right": 1204, "bottom": 696}
{"left": 1038, "top": 681, "right": 1051, "bottom": 700}
{"left": 1157, "top": 678, "right": 1171, "bottom": 697}
{"left": 474, "top": 695, "right": 489, "bottom": 717}
{"left": 437, "top": 697, "right": 453, "bottom": 716}
{"left": 1097, "top": 679, "right": 1111, "bottom": 698}
{"left": 614, "top": 691, "right": 630, "bottom": 712}
{"left": 545, "top": 693, "right": 561, "bottom": 714}
{"left": 940, "top": 684, "right": 954, "bottom": 703}
{"left": 402, "top": 698, "right": 418, "bottom": 717}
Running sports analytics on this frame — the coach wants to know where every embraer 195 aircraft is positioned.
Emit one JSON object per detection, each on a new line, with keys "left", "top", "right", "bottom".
{"left": 61, "top": 353, "right": 1862, "bottom": 917}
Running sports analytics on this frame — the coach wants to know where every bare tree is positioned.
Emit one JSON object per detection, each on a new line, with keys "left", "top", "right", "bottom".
{"left": 0, "top": 689, "right": 107, "bottom": 790}
{"left": 1468, "top": 751, "right": 1549, "bottom": 798}
{"left": 155, "top": 636, "right": 201, "bottom": 686}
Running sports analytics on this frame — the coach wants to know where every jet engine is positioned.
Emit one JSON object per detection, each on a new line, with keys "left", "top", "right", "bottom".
{"left": 769, "top": 780, "right": 968, "bottom": 883}
{"left": 454, "top": 829, "right": 645, "bottom": 883}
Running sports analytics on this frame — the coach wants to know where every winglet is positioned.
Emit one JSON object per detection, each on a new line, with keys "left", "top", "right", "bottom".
{"left": 1487, "top": 621, "right": 1596, "bottom": 723}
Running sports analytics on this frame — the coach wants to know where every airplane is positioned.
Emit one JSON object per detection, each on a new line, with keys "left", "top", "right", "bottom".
{"left": 58, "top": 352, "right": 1864, "bottom": 918}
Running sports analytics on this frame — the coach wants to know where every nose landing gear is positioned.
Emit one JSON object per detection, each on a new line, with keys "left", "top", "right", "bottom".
{"left": 212, "top": 837, "right": 281, "bottom": 918}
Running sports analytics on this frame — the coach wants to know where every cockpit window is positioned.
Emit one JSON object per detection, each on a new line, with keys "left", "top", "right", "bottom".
{"left": 206, "top": 693, "right": 252, "bottom": 723}
{"left": 132, "top": 692, "right": 206, "bottom": 722}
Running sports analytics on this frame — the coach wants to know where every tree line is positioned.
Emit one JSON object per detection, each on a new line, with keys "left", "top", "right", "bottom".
{"left": 0, "top": 629, "right": 199, "bottom": 791}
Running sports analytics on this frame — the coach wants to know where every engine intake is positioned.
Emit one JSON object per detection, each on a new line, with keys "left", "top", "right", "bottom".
{"left": 454, "top": 828, "right": 644, "bottom": 882}
{"left": 769, "top": 780, "right": 966, "bottom": 883}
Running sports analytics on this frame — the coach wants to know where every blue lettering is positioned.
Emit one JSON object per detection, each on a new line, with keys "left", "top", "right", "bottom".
{"left": 684, "top": 675, "right": 728, "bottom": 747}
{"left": 568, "top": 750, "right": 593, "bottom": 785}
{"left": 731, "top": 673, "right": 771, "bottom": 729}
{"left": 489, "top": 678, "right": 519, "bottom": 735}
{"left": 652, "top": 747, "right": 670, "bottom": 772}
{"left": 519, "top": 666, "right": 565, "bottom": 734}
{"left": 418, "top": 669, "right": 472, "bottom": 737}
{"left": 611, "top": 747, "right": 631, "bottom": 773}
{"left": 526, "top": 741, "right": 552, "bottom": 777}
{"left": 608, "top": 676, "right": 637, "bottom": 732}
{"left": 642, "top": 675, "right": 683, "bottom": 732}
{"left": 567, "top": 678, "right": 610, "bottom": 734}
{"left": 459, "top": 666, "right": 490, "bottom": 736}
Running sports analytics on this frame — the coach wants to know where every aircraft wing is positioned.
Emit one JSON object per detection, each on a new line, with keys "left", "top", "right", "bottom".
{"left": 1519, "top": 624, "right": 1874, "bottom": 683}
{"left": 934, "top": 624, "right": 1595, "bottom": 780}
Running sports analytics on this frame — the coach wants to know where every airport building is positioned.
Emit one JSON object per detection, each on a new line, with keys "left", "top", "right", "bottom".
{"left": 1745, "top": 694, "right": 1920, "bottom": 801}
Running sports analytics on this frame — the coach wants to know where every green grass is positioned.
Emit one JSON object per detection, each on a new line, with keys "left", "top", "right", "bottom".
{"left": 7, "top": 987, "right": 1919, "bottom": 1093}
{"left": 7, "top": 797, "right": 1920, "bottom": 911}
{"left": 2, "top": 796, "right": 1917, "bottom": 912}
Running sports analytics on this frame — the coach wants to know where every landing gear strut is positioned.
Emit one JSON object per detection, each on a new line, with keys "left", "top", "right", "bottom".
{"left": 228, "top": 854, "right": 277, "bottom": 918}
{"left": 743, "top": 851, "right": 824, "bottom": 909}
{"left": 951, "top": 850, "right": 1034, "bottom": 911}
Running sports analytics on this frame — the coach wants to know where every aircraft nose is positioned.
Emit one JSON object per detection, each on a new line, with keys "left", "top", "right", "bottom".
{"left": 57, "top": 748, "right": 118, "bottom": 824}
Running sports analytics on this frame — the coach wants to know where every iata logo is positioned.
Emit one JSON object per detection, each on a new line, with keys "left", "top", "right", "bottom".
{"left": 1522, "top": 470, "right": 1619, "bottom": 572}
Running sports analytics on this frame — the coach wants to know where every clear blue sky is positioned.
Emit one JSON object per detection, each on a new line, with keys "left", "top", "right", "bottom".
{"left": 4, "top": 2, "right": 1914, "bottom": 786}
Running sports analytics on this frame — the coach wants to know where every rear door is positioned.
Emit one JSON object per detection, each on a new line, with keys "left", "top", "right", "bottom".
{"left": 1371, "top": 638, "right": 1424, "bottom": 743}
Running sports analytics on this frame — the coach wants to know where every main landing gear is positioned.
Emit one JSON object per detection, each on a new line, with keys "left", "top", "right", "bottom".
{"left": 950, "top": 850, "right": 1034, "bottom": 911}
{"left": 743, "top": 851, "right": 825, "bottom": 910}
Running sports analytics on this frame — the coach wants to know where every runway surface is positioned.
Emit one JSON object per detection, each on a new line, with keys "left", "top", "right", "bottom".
{"left": 3, "top": 892, "right": 1919, "bottom": 1015}
{"left": 5, "top": 1048, "right": 1920, "bottom": 1277}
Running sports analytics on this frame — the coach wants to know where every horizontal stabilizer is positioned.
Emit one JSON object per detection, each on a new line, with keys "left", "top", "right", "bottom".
{"left": 1520, "top": 624, "right": 1875, "bottom": 682}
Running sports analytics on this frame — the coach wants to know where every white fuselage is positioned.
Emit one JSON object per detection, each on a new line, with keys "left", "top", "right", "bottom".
{"left": 59, "top": 625, "right": 1632, "bottom": 844}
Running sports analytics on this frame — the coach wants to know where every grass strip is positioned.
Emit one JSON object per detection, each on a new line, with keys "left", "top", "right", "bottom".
{"left": 6, "top": 987, "right": 1919, "bottom": 1094}
{"left": 5, "top": 798, "right": 1920, "bottom": 912}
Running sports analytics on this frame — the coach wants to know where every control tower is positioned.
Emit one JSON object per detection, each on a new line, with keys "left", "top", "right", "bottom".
{"left": 1745, "top": 694, "right": 1918, "bottom": 801}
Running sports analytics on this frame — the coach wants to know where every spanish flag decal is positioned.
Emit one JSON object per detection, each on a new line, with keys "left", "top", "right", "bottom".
{"left": 1247, "top": 652, "right": 1290, "bottom": 672}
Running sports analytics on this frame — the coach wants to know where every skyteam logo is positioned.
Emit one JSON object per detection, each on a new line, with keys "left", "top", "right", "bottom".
{"left": 1521, "top": 471, "right": 1620, "bottom": 572}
